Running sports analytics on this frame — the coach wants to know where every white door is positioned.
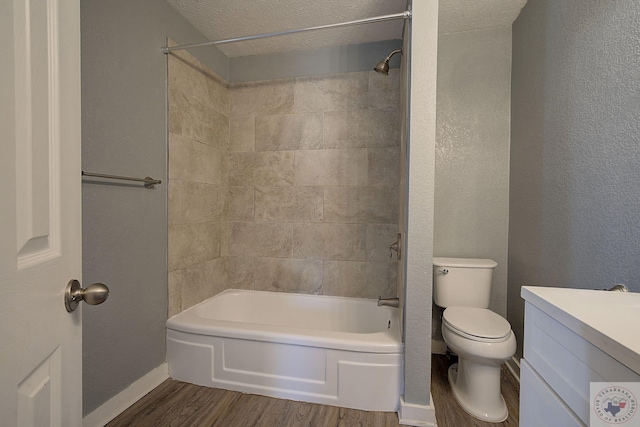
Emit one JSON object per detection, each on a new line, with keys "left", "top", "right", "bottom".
{"left": 0, "top": 0, "right": 83, "bottom": 425}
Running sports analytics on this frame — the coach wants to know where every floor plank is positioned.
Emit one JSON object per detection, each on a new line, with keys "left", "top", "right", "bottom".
{"left": 107, "top": 354, "right": 519, "bottom": 426}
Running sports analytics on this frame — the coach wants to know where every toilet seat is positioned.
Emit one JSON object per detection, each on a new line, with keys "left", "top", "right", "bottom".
{"left": 443, "top": 307, "right": 511, "bottom": 343}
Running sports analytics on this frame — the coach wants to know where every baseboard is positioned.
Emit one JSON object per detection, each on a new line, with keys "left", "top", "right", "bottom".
{"left": 398, "top": 395, "right": 437, "bottom": 426}
{"left": 505, "top": 356, "right": 520, "bottom": 383}
{"left": 431, "top": 338, "right": 447, "bottom": 355}
{"left": 83, "top": 363, "right": 168, "bottom": 427}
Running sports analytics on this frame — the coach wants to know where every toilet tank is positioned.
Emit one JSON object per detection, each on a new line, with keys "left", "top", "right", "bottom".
{"left": 433, "top": 257, "right": 497, "bottom": 308}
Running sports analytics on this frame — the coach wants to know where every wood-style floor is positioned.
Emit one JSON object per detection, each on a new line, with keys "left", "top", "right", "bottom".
{"left": 107, "top": 355, "right": 519, "bottom": 427}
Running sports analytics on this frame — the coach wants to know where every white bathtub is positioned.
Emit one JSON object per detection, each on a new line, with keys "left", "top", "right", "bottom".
{"left": 166, "top": 289, "right": 403, "bottom": 411}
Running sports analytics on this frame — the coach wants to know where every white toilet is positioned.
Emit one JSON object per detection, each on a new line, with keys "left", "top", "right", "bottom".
{"left": 433, "top": 257, "right": 516, "bottom": 423}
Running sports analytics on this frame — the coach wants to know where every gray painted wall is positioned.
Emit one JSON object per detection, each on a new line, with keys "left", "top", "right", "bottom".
{"left": 434, "top": 26, "right": 512, "bottom": 324}
{"left": 509, "top": 0, "right": 640, "bottom": 359}
{"left": 402, "top": 0, "right": 438, "bottom": 409}
{"left": 230, "top": 40, "right": 402, "bottom": 83}
{"left": 81, "top": 0, "right": 226, "bottom": 415}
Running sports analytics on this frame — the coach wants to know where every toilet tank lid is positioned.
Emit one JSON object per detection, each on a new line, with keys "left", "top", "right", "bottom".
{"left": 433, "top": 257, "right": 497, "bottom": 268}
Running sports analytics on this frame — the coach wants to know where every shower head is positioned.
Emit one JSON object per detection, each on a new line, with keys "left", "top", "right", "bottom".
{"left": 373, "top": 49, "right": 403, "bottom": 76}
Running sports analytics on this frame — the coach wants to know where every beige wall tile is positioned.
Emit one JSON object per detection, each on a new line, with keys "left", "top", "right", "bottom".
{"left": 228, "top": 256, "right": 255, "bottom": 290}
{"left": 168, "top": 54, "right": 208, "bottom": 106}
{"left": 323, "top": 187, "right": 359, "bottom": 223}
{"left": 368, "top": 147, "right": 400, "bottom": 187}
{"left": 229, "top": 116, "right": 255, "bottom": 152}
{"left": 294, "top": 149, "right": 367, "bottom": 186}
{"left": 228, "top": 152, "right": 253, "bottom": 186}
{"left": 229, "top": 79, "right": 295, "bottom": 117}
{"left": 172, "top": 89, "right": 229, "bottom": 149}
{"left": 219, "top": 147, "right": 230, "bottom": 186}
{"left": 179, "top": 258, "right": 229, "bottom": 311}
{"left": 321, "top": 110, "right": 355, "bottom": 148}
{"left": 168, "top": 270, "right": 183, "bottom": 318}
{"left": 168, "top": 87, "right": 183, "bottom": 135}
{"left": 365, "top": 261, "right": 397, "bottom": 299}
{"left": 228, "top": 186, "right": 254, "bottom": 222}
{"left": 294, "top": 72, "right": 368, "bottom": 113}
{"left": 178, "top": 263, "right": 211, "bottom": 311}
{"left": 323, "top": 223, "right": 366, "bottom": 261}
{"left": 366, "top": 223, "right": 399, "bottom": 261}
{"left": 369, "top": 69, "right": 400, "bottom": 109}
{"left": 254, "top": 257, "right": 322, "bottom": 294}
{"left": 228, "top": 222, "right": 292, "bottom": 257}
{"left": 292, "top": 224, "right": 324, "bottom": 259}
{"left": 255, "top": 186, "right": 323, "bottom": 223}
{"left": 169, "top": 133, "right": 224, "bottom": 184}
{"left": 182, "top": 182, "right": 226, "bottom": 224}
{"left": 255, "top": 113, "right": 323, "bottom": 151}
{"left": 168, "top": 67, "right": 401, "bottom": 301}
{"left": 323, "top": 108, "right": 399, "bottom": 149}
{"left": 322, "top": 260, "right": 397, "bottom": 299}
{"left": 229, "top": 151, "right": 295, "bottom": 186}
{"left": 210, "top": 257, "right": 230, "bottom": 296}
{"left": 321, "top": 260, "right": 366, "bottom": 298}
{"left": 208, "top": 109, "right": 230, "bottom": 151}
{"left": 205, "top": 75, "right": 229, "bottom": 117}
{"left": 169, "top": 47, "right": 228, "bottom": 115}
{"left": 220, "top": 220, "right": 229, "bottom": 257}
{"left": 168, "top": 222, "right": 221, "bottom": 272}
{"left": 254, "top": 151, "right": 295, "bottom": 186}
{"left": 317, "top": 260, "right": 338, "bottom": 296}
{"left": 294, "top": 223, "right": 366, "bottom": 261}
{"left": 358, "top": 186, "right": 399, "bottom": 224}
{"left": 168, "top": 42, "right": 231, "bottom": 313}
{"left": 364, "top": 108, "right": 399, "bottom": 148}
{"left": 168, "top": 180, "right": 184, "bottom": 226}
{"left": 324, "top": 186, "right": 398, "bottom": 224}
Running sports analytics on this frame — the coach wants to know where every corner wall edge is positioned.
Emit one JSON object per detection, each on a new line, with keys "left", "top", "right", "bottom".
{"left": 398, "top": 395, "right": 438, "bottom": 426}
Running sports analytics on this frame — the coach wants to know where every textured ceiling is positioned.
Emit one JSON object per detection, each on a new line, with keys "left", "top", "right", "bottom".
{"left": 167, "top": 0, "right": 527, "bottom": 57}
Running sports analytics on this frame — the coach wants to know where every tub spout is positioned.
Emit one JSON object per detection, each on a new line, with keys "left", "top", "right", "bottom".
{"left": 378, "top": 297, "right": 399, "bottom": 308}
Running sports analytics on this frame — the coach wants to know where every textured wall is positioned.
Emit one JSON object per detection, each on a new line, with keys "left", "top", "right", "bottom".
{"left": 167, "top": 45, "right": 230, "bottom": 317}
{"left": 81, "top": 0, "right": 227, "bottom": 416}
{"left": 509, "top": 0, "right": 640, "bottom": 359}
{"left": 226, "top": 70, "right": 400, "bottom": 298}
{"left": 432, "top": 26, "right": 512, "bottom": 343}
{"left": 438, "top": 0, "right": 526, "bottom": 34}
{"left": 402, "top": 0, "right": 438, "bottom": 410}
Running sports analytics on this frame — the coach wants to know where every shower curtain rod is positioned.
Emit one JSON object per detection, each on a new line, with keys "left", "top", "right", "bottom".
{"left": 161, "top": 10, "right": 411, "bottom": 54}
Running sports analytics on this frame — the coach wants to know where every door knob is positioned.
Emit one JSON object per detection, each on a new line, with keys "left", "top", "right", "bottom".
{"left": 64, "top": 279, "right": 110, "bottom": 312}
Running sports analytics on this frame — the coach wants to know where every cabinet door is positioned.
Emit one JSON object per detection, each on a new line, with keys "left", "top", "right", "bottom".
{"left": 524, "top": 303, "right": 640, "bottom": 423}
{"left": 520, "top": 360, "right": 585, "bottom": 427}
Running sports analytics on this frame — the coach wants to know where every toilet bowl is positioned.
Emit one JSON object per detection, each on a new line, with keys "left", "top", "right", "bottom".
{"left": 441, "top": 307, "right": 516, "bottom": 422}
{"left": 432, "top": 257, "right": 516, "bottom": 422}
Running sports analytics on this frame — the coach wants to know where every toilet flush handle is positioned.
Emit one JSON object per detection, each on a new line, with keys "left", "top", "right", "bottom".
{"left": 438, "top": 268, "right": 449, "bottom": 275}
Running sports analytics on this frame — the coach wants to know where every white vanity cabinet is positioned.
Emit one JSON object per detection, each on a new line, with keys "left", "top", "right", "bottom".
{"left": 520, "top": 287, "right": 640, "bottom": 427}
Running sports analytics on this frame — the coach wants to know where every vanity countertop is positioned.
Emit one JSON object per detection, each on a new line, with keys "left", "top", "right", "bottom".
{"left": 521, "top": 286, "right": 640, "bottom": 374}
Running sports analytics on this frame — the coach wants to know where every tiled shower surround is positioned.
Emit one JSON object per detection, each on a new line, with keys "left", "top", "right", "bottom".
{"left": 168, "top": 47, "right": 400, "bottom": 316}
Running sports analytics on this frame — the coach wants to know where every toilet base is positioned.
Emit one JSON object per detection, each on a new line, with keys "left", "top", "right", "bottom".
{"left": 448, "top": 361, "right": 508, "bottom": 423}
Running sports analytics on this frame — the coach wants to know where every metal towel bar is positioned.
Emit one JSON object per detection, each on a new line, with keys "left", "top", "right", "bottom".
{"left": 81, "top": 171, "right": 161, "bottom": 189}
